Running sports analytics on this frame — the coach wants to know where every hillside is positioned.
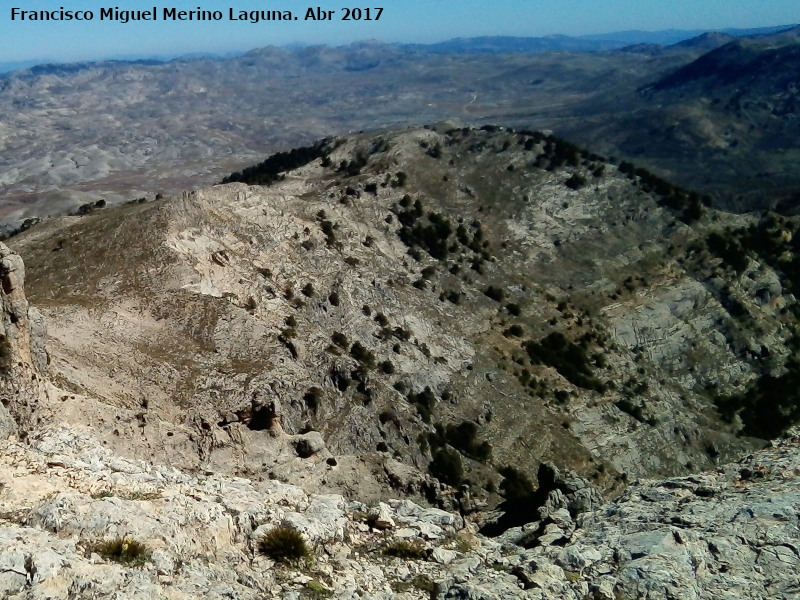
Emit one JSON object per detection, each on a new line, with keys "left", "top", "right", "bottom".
{"left": 0, "top": 126, "right": 799, "bottom": 598}
{"left": 7, "top": 125, "right": 800, "bottom": 518}
{"left": 569, "top": 32, "right": 800, "bottom": 212}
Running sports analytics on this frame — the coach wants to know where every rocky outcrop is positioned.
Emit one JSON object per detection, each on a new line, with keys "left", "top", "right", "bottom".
{"left": 0, "top": 424, "right": 797, "bottom": 599}
{"left": 0, "top": 243, "right": 47, "bottom": 439}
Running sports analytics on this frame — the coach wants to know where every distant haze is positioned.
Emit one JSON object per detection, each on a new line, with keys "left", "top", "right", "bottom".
{"left": 0, "top": 0, "right": 798, "bottom": 63}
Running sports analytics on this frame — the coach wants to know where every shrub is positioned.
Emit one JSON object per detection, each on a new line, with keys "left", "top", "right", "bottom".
{"left": 564, "top": 173, "right": 587, "bottom": 190}
{"left": 524, "top": 332, "right": 605, "bottom": 392}
{"left": 379, "top": 360, "right": 395, "bottom": 375}
{"left": 305, "top": 580, "right": 333, "bottom": 599}
{"left": 331, "top": 332, "right": 349, "bottom": 348}
{"left": 715, "top": 359, "right": 800, "bottom": 438}
{"left": 426, "top": 144, "right": 442, "bottom": 159}
{"left": 383, "top": 539, "right": 427, "bottom": 560}
{"left": 350, "top": 342, "right": 376, "bottom": 369}
{"left": 330, "top": 367, "right": 351, "bottom": 392}
{"left": 320, "top": 220, "right": 337, "bottom": 246}
{"left": 221, "top": 140, "right": 329, "bottom": 186}
{"left": 90, "top": 538, "right": 151, "bottom": 566}
{"left": 304, "top": 387, "right": 322, "bottom": 412}
{"left": 391, "top": 575, "right": 435, "bottom": 594}
{"left": 498, "top": 466, "right": 535, "bottom": 502}
{"left": 444, "top": 421, "right": 491, "bottom": 462}
{"left": 379, "top": 408, "right": 402, "bottom": 427}
{"left": 398, "top": 211, "right": 454, "bottom": 260}
{"left": 484, "top": 286, "right": 505, "bottom": 302}
{"left": 258, "top": 527, "right": 311, "bottom": 563}
{"left": 445, "top": 290, "right": 462, "bottom": 304}
{"left": 616, "top": 397, "right": 645, "bottom": 422}
{"left": 408, "top": 387, "right": 436, "bottom": 423}
{"left": 429, "top": 447, "right": 464, "bottom": 486}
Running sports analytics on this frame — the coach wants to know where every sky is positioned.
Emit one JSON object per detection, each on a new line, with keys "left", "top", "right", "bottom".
{"left": 0, "top": 0, "right": 798, "bottom": 63}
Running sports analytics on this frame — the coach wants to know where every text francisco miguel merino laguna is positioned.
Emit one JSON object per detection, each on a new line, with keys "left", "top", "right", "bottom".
{"left": 10, "top": 7, "right": 384, "bottom": 23}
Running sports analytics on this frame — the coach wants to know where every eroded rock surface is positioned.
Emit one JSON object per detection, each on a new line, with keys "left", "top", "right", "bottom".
{"left": 0, "top": 242, "right": 47, "bottom": 438}
{"left": 0, "top": 425, "right": 798, "bottom": 599}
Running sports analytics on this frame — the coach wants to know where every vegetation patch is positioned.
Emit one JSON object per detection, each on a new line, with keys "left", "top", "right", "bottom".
{"left": 429, "top": 420, "right": 491, "bottom": 462}
{"left": 303, "top": 580, "right": 333, "bottom": 599}
{"left": 407, "top": 386, "right": 437, "bottom": 423}
{"left": 89, "top": 537, "right": 151, "bottom": 566}
{"left": 705, "top": 214, "right": 800, "bottom": 297}
{"left": 498, "top": 466, "right": 535, "bottom": 502}
{"left": 221, "top": 140, "right": 330, "bottom": 185}
{"left": 391, "top": 575, "right": 435, "bottom": 594}
{"left": 382, "top": 539, "right": 427, "bottom": 560}
{"left": 523, "top": 332, "right": 605, "bottom": 392}
{"left": 429, "top": 447, "right": 464, "bottom": 487}
{"left": 715, "top": 356, "right": 800, "bottom": 438}
{"left": 399, "top": 211, "right": 454, "bottom": 260}
{"left": 617, "top": 160, "right": 709, "bottom": 222}
{"left": 258, "top": 527, "right": 311, "bottom": 564}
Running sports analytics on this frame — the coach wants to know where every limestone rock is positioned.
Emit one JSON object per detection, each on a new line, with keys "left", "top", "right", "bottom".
{"left": 294, "top": 431, "right": 326, "bottom": 458}
{"left": 0, "top": 425, "right": 799, "bottom": 599}
{"left": 370, "top": 502, "right": 395, "bottom": 530}
{"left": 0, "top": 243, "right": 47, "bottom": 438}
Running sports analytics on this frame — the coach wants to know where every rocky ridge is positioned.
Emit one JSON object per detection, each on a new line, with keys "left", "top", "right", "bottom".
{"left": 0, "top": 423, "right": 798, "bottom": 599}
{"left": 10, "top": 125, "right": 790, "bottom": 495}
{"left": 0, "top": 126, "right": 799, "bottom": 598}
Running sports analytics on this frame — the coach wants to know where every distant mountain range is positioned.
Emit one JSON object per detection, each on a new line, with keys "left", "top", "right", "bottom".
{"left": 399, "top": 24, "right": 797, "bottom": 55}
{"left": 1, "top": 24, "right": 800, "bottom": 222}
{"left": 2, "top": 24, "right": 796, "bottom": 74}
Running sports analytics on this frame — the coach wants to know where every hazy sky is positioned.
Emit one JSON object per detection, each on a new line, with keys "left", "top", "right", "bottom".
{"left": 1, "top": 0, "right": 798, "bottom": 63}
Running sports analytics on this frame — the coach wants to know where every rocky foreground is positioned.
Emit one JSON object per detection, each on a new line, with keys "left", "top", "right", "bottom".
{"left": 0, "top": 422, "right": 797, "bottom": 599}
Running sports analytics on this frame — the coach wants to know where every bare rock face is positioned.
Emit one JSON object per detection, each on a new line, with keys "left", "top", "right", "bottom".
{"left": 1, "top": 424, "right": 796, "bottom": 600}
{"left": 0, "top": 242, "right": 47, "bottom": 438}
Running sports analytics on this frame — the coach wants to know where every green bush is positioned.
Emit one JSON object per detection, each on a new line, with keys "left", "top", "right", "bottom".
{"left": 331, "top": 332, "right": 349, "bottom": 348}
{"left": 429, "top": 447, "right": 464, "bottom": 487}
{"left": 443, "top": 421, "right": 491, "bottom": 462}
{"left": 715, "top": 358, "right": 800, "bottom": 438}
{"left": 258, "top": 527, "right": 311, "bottom": 563}
{"left": 305, "top": 580, "right": 333, "bottom": 599}
{"left": 498, "top": 466, "right": 535, "bottom": 502}
{"left": 408, "top": 387, "right": 436, "bottom": 423}
{"left": 90, "top": 537, "right": 151, "bottom": 566}
{"left": 350, "top": 342, "right": 376, "bottom": 369}
{"left": 221, "top": 140, "right": 329, "bottom": 186}
{"left": 565, "top": 173, "right": 587, "bottom": 190}
{"left": 379, "top": 360, "right": 395, "bottom": 375}
{"left": 524, "top": 332, "right": 605, "bottom": 392}
{"left": 484, "top": 285, "right": 505, "bottom": 302}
